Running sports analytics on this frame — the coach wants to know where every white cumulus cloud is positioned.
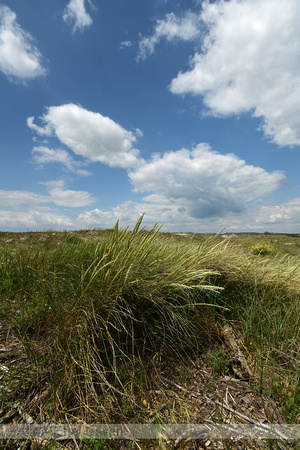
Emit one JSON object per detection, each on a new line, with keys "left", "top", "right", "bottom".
{"left": 0, "top": 6, "right": 45, "bottom": 81}
{"left": 170, "top": 0, "right": 300, "bottom": 147}
{"left": 0, "top": 210, "right": 74, "bottom": 231}
{"left": 27, "top": 104, "right": 143, "bottom": 169}
{"left": 257, "top": 198, "right": 300, "bottom": 226}
{"left": 129, "top": 143, "right": 286, "bottom": 219}
{"left": 137, "top": 11, "right": 200, "bottom": 61}
{"left": 63, "top": 0, "right": 93, "bottom": 32}
{"left": 76, "top": 200, "right": 190, "bottom": 231}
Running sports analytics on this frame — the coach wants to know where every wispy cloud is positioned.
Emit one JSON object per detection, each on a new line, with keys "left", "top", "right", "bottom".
{"left": 63, "top": 0, "right": 93, "bottom": 33}
{"left": 137, "top": 11, "right": 200, "bottom": 61}
{"left": 28, "top": 104, "right": 144, "bottom": 169}
{"left": 170, "top": 0, "right": 300, "bottom": 147}
{"left": 0, "top": 6, "right": 46, "bottom": 82}
{"left": 0, "top": 180, "right": 95, "bottom": 208}
{"left": 120, "top": 40, "right": 132, "bottom": 50}
{"left": 0, "top": 190, "right": 48, "bottom": 207}
{"left": 42, "top": 180, "right": 96, "bottom": 207}
{"left": 32, "top": 146, "right": 92, "bottom": 176}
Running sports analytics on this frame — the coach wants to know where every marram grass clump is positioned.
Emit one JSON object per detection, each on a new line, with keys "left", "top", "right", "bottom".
{"left": 0, "top": 215, "right": 225, "bottom": 421}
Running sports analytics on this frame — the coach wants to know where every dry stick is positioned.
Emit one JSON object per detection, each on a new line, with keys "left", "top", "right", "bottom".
{"left": 162, "top": 377, "right": 192, "bottom": 395}
{"left": 173, "top": 424, "right": 218, "bottom": 449}
{"left": 161, "top": 377, "right": 290, "bottom": 444}
{"left": 271, "top": 347, "right": 300, "bottom": 367}
{"left": 205, "top": 407, "right": 216, "bottom": 420}
{"left": 214, "top": 401, "right": 289, "bottom": 441}
{"left": 223, "top": 376, "right": 250, "bottom": 386}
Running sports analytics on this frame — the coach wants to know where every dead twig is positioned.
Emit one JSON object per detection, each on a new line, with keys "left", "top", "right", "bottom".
{"left": 162, "top": 376, "right": 190, "bottom": 394}
{"left": 214, "top": 401, "right": 289, "bottom": 441}
{"left": 161, "top": 376, "right": 290, "bottom": 446}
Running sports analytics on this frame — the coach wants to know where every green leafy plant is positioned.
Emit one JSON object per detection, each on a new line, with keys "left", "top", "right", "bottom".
{"left": 250, "top": 242, "right": 275, "bottom": 255}
{"left": 207, "top": 348, "right": 230, "bottom": 374}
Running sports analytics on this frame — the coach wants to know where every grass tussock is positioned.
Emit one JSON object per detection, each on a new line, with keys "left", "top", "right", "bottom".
{"left": 0, "top": 215, "right": 300, "bottom": 432}
{"left": 0, "top": 216, "right": 225, "bottom": 421}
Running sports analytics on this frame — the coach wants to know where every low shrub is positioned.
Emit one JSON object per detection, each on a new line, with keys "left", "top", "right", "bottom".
{"left": 250, "top": 242, "right": 275, "bottom": 255}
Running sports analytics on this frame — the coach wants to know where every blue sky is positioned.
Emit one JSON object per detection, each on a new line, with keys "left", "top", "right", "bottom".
{"left": 0, "top": 0, "right": 300, "bottom": 233}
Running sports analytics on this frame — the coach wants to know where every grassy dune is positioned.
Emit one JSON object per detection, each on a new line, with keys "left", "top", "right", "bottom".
{"left": 0, "top": 217, "right": 299, "bottom": 448}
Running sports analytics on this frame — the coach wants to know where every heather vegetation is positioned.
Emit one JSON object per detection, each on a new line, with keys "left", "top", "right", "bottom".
{"left": 0, "top": 217, "right": 299, "bottom": 448}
